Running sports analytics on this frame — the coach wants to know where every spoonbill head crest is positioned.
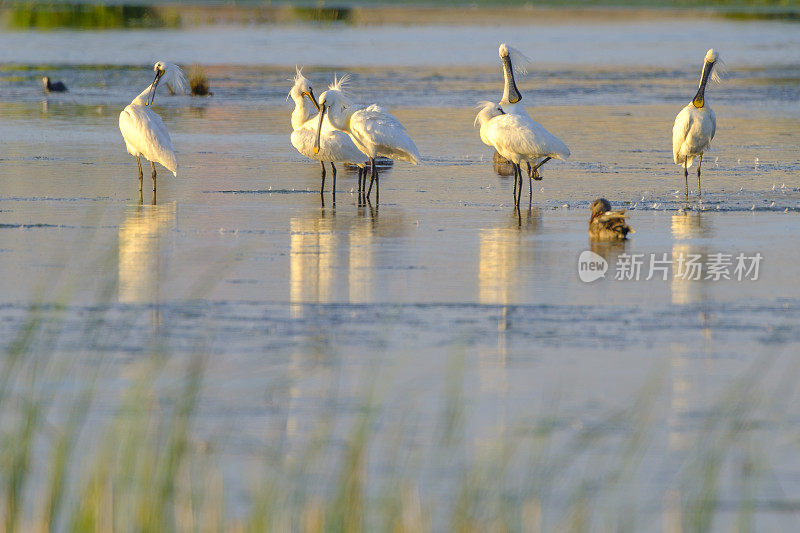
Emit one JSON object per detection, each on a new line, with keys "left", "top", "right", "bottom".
{"left": 317, "top": 88, "right": 350, "bottom": 116}
{"left": 328, "top": 73, "right": 351, "bottom": 93}
{"left": 498, "top": 43, "right": 532, "bottom": 75}
{"left": 154, "top": 61, "right": 187, "bottom": 93}
{"left": 704, "top": 49, "right": 725, "bottom": 83}
{"left": 148, "top": 61, "right": 186, "bottom": 105}
{"left": 289, "top": 66, "right": 319, "bottom": 109}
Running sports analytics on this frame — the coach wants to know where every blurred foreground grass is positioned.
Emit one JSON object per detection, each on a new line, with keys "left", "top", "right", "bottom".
{"left": 0, "top": 232, "right": 791, "bottom": 532}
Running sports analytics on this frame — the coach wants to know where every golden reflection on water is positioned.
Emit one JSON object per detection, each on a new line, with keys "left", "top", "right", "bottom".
{"left": 670, "top": 212, "right": 711, "bottom": 306}
{"left": 477, "top": 211, "right": 538, "bottom": 305}
{"left": 118, "top": 202, "right": 177, "bottom": 304}
{"left": 289, "top": 212, "right": 339, "bottom": 317}
{"left": 474, "top": 212, "right": 539, "bottom": 449}
{"left": 348, "top": 211, "right": 375, "bottom": 305}
{"left": 668, "top": 213, "right": 714, "bottom": 455}
{"left": 478, "top": 227, "right": 521, "bottom": 306}
{"left": 288, "top": 207, "right": 411, "bottom": 313}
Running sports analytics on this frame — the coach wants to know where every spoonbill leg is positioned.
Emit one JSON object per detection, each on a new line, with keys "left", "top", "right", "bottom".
{"left": 136, "top": 156, "right": 143, "bottom": 192}
{"left": 697, "top": 155, "right": 703, "bottom": 197}
{"left": 683, "top": 161, "right": 689, "bottom": 197}
{"left": 367, "top": 158, "right": 377, "bottom": 198}
{"left": 513, "top": 169, "right": 517, "bottom": 203}
{"left": 529, "top": 171, "right": 533, "bottom": 206}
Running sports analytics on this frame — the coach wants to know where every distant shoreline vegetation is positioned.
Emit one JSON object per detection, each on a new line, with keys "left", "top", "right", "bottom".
{"left": 2, "top": 1, "right": 798, "bottom": 30}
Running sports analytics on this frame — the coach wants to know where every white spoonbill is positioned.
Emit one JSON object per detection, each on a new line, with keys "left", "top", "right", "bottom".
{"left": 119, "top": 61, "right": 186, "bottom": 196}
{"left": 314, "top": 85, "right": 420, "bottom": 203}
{"left": 289, "top": 70, "right": 366, "bottom": 197}
{"left": 493, "top": 43, "right": 570, "bottom": 203}
{"left": 673, "top": 48, "right": 720, "bottom": 197}
{"left": 475, "top": 101, "right": 566, "bottom": 206}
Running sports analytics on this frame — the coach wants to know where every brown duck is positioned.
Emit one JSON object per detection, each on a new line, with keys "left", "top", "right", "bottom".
{"left": 589, "top": 198, "right": 633, "bottom": 241}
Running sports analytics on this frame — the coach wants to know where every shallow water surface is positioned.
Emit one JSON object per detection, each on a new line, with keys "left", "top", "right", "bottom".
{"left": 2, "top": 9, "right": 800, "bottom": 529}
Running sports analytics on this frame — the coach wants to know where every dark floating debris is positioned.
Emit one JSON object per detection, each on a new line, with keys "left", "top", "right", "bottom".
{"left": 205, "top": 189, "right": 318, "bottom": 195}
{"left": 0, "top": 223, "right": 68, "bottom": 229}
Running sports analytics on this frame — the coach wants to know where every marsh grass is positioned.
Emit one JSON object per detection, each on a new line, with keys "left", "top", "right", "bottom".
{"left": 4, "top": 3, "right": 180, "bottom": 30}
{"left": 0, "top": 235, "right": 793, "bottom": 531}
{"left": 188, "top": 64, "right": 211, "bottom": 97}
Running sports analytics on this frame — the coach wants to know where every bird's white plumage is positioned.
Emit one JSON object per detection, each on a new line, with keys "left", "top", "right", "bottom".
{"left": 493, "top": 43, "right": 569, "bottom": 167}
{"left": 672, "top": 48, "right": 720, "bottom": 169}
{"left": 672, "top": 104, "right": 716, "bottom": 168}
{"left": 119, "top": 105, "right": 177, "bottom": 174}
{"left": 475, "top": 101, "right": 570, "bottom": 166}
{"left": 291, "top": 122, "right": 365, "bottom": 166}
{"left": 118, "top": 61, "right": 182, "bottom": 176}
{"left": 289, "top": 70, "right": 365, "bottom": 166}
{"left": 320, "top": 90, "right": 420, "bottom": 165}
{"left": 348, "top": 104, "right": 420, "bottom": 164}
{"left": 160, "top": 61, "right": 188, "bottom": 96}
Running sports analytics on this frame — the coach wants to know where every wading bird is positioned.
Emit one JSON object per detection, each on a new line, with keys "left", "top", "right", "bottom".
{"left": 119, "top": 61, "right": 185, "bottom": 198}
{"left": 289, "top": 70, "right": 366, "bottom": 198}
{"left": 673, "top": 48, "right": 720, "bottom": 197}
{"left": 491, "top": 43, "right": 570, "bottom": 204}
{"left": 475, "top": 99, "right": 569, "bottom": 207}
{"left": 42, "top": 76, "right": 67, "bottom": 93}
{"left": 589, "top": 198, "right": 633, "bottom": 241}
{"left": 314, "top": 84, "right": 420, "bottom": 203}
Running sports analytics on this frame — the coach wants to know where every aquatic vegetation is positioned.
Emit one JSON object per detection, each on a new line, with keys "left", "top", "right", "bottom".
{"left": 188, "top": 64, "right": 211, "bottom": 97}
{"left": 289, "top": 6, "right": 353, "bottom": 23}
{"left": 3, "top": 3, "right": 179, "bottom": 30}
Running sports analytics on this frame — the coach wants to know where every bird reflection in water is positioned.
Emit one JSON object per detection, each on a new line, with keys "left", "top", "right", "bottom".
{"left": 589, "top": 240, "right": 628, "bottom": 267}
{"left": 289, "top": 205, "right": 412, "bottom": 314}
{"left": 474, "top": 212, "right": 538, "bottom": 449}
{"left": 670, "top": 212, "right": 712, "bottom": 306}
{"left": 349, "top": 205, "right": 379, "bottom": 304}
{"left": 118, "top": 202, "right": 178, "bottom": 331}
{"left": 289, "top": 209, "right": 341, "bottom": 318}
{"left": 478, "top": 210, "right": 538, "bottom": 315}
